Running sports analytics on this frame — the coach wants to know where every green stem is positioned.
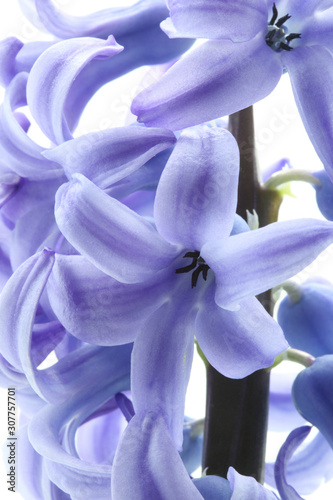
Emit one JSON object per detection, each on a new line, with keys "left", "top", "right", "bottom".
{"left": 273, "top": 348, "right": 315, "bottom": 369}
{"left": 263, "top": 169, "right": 321, "bottom": 190}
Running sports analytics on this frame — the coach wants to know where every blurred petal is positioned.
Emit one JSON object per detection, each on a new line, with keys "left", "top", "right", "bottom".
{"left": 43, "top": 125, "right": 176, "bottom": 189}
{"left": 112, "top": 412, "right": 203, "bottom": 500}
{"left": 201, "top": 219, "right": 333, "bottom": 310}
{"left": 193, "top": 475, "right": 232, "bottom": 499}
{"left": 132, "top": 295, "right": 196, "bottom": 449}
{"left": 195, "top": 286, "right": 287, "bottom": 378}
{"left": 292, "top": 355, "right": 333, "bottom": 448}
{"left": 274, "top": 426, "right": 311, "bottom": 500}
{"left": 132, "top": 35, "right": 282, "bottom": 130}
{"left": 162, "top": 0, "right": 267, "bottom": 41}
{"left": 283, "top": 45, "right": 333, "bottom": 182}
{"left": 47, "top": 254, "right": 177, "bottom": 345}
{"left": 227, "top": 468, "right": 278, "bottom": 499}
{"left": 55, "top": 174, "right": 180, "bottom": 283}
{"left": 154, "top": 127, "right": 239, "bottom": 249}
{"left": 26, "top": 36, "right": 123, "bottom": 144}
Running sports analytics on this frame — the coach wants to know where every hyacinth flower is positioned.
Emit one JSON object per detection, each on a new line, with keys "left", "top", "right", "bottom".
{"left": 132, "top": 0, "right": 333, "bottom": 179}
{"left": 312, "top": 169, "right": 333, "bottom": 221}
{"left": 1, "top": 0, "right": 193, "bottom": 132}
{"left": 49, "top": 125, "right": 333, "bottom": 455}
{"left": 277, "top": 279, "right": 333, "bottom": 356}
{"left": 293, "top": 355, "right": 333, "bottom": 450}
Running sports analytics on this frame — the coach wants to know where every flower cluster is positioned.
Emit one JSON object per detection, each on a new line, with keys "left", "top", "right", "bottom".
{"left": 1, "top": 1, "right": 333, "bottom": 499}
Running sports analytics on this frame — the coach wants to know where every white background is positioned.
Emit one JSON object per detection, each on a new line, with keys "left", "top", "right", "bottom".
{"left": 0, "top": 0, "right": 333, "bottom": 498}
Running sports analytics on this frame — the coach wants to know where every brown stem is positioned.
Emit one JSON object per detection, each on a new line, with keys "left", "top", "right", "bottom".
{"left": 201, "top": 107, "right": 282, "bottom": 482}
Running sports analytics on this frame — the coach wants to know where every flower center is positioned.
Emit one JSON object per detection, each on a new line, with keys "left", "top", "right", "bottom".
{"left": 266, "top": 3, "right": 301, "bottom": 52}
{"left": 175, "top": 250, "right": 210, "bottom": 288}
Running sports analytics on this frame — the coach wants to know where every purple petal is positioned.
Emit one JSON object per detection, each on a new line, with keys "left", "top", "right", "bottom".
{"left": 274, "top": 426, "right": 312, "bottom": 500}
{"left": 227, "top": 467, "right": 278, "bottom": 499}
{"left": 0, "top": 249, "right": 55, "bottom": 370}
{"left": 34, "top": 0, "right": 169, "bottom": 39}
{"left": 201, "top": 219, "right": 333, "bottom": 310}
{"left": 195, "top": 285, "right": 287, "bottom": 378}
{"left": 0, "top": 73, "right": 63, "bottom": 180}
{"left": 26, "top": 36, "right": 123, "bottom": 144}
{"left": 132, "top": 294, "right": 196, "bottom": 450}
{"left": 266, "top": 431, "right": 333, "bottom": 495}
{"left": 10, "top": 201, "right": 60, "bottom": 270}
{"left": 0, "top": 37, "right": 23, "bottom": 87}
{"left": 55, "top": 174, "right": 180, "bottom": 283}
{"left": 154, "top": 127, "right": 239, "bottom": 249}
{"left": 132, "top": 35, "right": 282, "bottom": 130}
{"left": 282, "top": 45, "right": 333, "bottom": 182}
{"left": 47, "top": 254, "right": 177, "bottom": 345}
{"left": 43, "top": 125, "right": 175, "bottom": 189}
{"left": 162, "top": 0, "right": 267, "bottom": 41}
{"left": 111, "top": 412, "right": 203, "bottom": 500}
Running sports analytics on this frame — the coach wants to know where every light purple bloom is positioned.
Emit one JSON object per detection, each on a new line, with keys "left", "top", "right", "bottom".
{"left": 132, "top": 0, "right": 333, "bottom": 180}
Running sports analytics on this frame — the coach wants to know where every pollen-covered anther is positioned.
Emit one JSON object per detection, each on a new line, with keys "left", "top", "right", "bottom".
{"left": 266, "top": 3, "right": 301, "bottom": 52}
{"left": 176, "top": 251, "right": 210, "bottom": 288}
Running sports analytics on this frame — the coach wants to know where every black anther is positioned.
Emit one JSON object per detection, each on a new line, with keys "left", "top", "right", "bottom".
{"left": 286, "top": 33, "right": 301, "bottom": 42}
{"left": 280, "top": 42, "right": 293, "bottom": 51}
{"left": 276, "top": 13, "right": 291, "bottom": 28}
{"left": 269, "top": 3, "right": 278, "bottom": 25}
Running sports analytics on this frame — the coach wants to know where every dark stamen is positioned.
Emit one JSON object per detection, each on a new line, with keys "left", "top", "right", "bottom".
{"left": 175, "top": 250, "right": 199, "bottom": 274}
{"left": 280, "top": 42, "right": 293, "bottom": 51}
{"left": 269, "top": 3, "right": 278, "bottom": 25}
{"left": 276, "top": 13, "right": 291, "bottom": 28}
{"left": 191, "top": 264, "right": 209, "bottom": 288}
{"left": 286, "top": 33, "right": 301, "bottom": 42}
{"left": 176, "top": 251, "right": 210, "bottom": 287}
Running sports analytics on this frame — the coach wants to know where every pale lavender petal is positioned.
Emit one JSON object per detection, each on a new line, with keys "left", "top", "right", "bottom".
{"left": 112, "top": 412, "right": 203, "bottom": 500}
{"left": 31, "top": 321, "right": 66, "bottom": 368}
{"left": 55, "top": 174, "right": 180, "bottom": 283}
{"left": 274, "top": 426, "right": 311, "bottom": 500}
{"left": 0, "top": 37, "right": 23, "bottom": 87}
{"left": 35, "top": 0, "right": 169, "bottom": 39}
{"left": 26, "top": 36, "right": 123, "bottom": 144}
{"left": 162, "top": 0, "right": 267, "bottom": 41}
{"left": 10, "top": 201, "right": 60, "bottom": 270}
{"left": 43, "top": 125, "right": 175, "bottom": 189}
{"left": 132, "top": 35, "right": 282, "bottom": 130}
{"left": 132, "top": 294, "right": 196, "bottom": 450}
{"left": 0, "top": 73, "right": 62, "bottom": 180}
{"left": 0, "top": 249, "right": 55, "bottom": 369}
{"left": 195, "top": 285, "right": 287, "bottom": 378}
{"left": 47, "top": 254, "right": 177, "bottom": 345}
{"left": 266, "top": 431, "right": 333, "bottom": 496}
{"left": 282, "top": 45, "right": 333, "bottom": 182}
{"left": 227, "top": 467, "right": 278, "bottom": 499}
{"left": 201, "top": 219, "right": 333, "bottom": 310}
{"left": 154, "top": 127, "right": 239, "bottom": 249}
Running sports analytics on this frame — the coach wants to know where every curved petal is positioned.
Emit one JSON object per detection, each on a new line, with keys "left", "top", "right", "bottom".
{"left": 55, "top": 174, "right": 180, "bottom": 283}
{"left": 10, "top": 201, "right": 60, "bottom": 270}
{"left": 162, "top": 0, "right": 267, "bottom": 41}
{"left": 34, "top": 0, "right": 169, "bottom": 39}
{"left": 0, "top": 249, "right": 55, "bottom": 370}
{"left": 292, "top": 355, "right": 333, "bottom": 449}
{"left": 201, "top": 219, "right": 333, "bottom": 310}
{"left": 43, "top": 125, "right": 176, "bottom": 189}
{"left": 195, "top": 285, "right": 287, "bottom": 378}
{"left": 47, "top": 254, "right": 177, "bottom": 345}
{"left": 111, "top": 412, "right": 204, "bottom": 500}
{"left": 0, "top": 73, "right": 63, "bottom": 180}
{"left": 154, "top": 127, "right": 239, "bottom": 249}
{"left": 132, "top": 294, "right": 196, "bottom": 449}
{"left": 132, "top": 35, "right": 282, "bottom": 130}
{"left": 227, "top": 467, "right": 278, "bottom": 499}
{"left": 26, "top": 36, "right": 123, "bottom": 144}
{"left": 274, "top": 426, "right": 312, "bottom": 500}
{"left": 0, "top": 37, "right": 23, "bottom": 87}
{"left": 193, "top": 475, "right": 232, "bottom": 499}
{"left": 266, "top": 431, "right": 333, "bottom": 495}
{"left": 283, "top": 45, "right": 333, "bottom": 182}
